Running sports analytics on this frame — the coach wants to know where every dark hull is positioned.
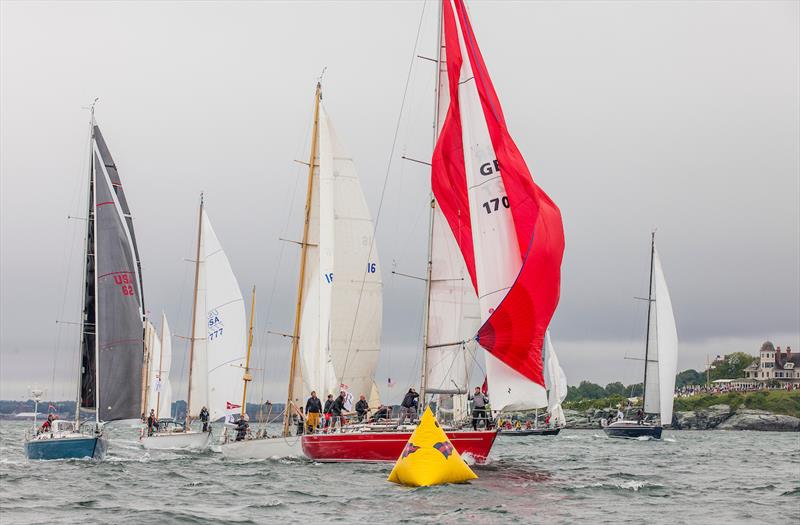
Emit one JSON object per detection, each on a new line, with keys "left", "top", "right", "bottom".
{"left": 499, "top": 428, "right": 561, "bottom": 436}
{"left": 604, "top": 424, "right": 662, "bottom": 440}
{"left": 25, "top": 435, "right": 108, "bottom": 460}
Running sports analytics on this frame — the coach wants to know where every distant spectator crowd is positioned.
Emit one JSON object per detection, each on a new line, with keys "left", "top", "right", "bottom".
{"left": 675, "top": 383, "right": 797, "bottom": 397}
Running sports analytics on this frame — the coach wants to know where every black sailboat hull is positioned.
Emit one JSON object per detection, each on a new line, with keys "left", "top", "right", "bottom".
{"left": 499, "top": 428, "right": 561, "bottom": 436}
{"left": 604, "top": 423, "right": 662, "bottom": 440}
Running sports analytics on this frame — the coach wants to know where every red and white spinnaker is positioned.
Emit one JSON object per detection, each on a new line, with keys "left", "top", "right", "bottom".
{"left": 431, "top": 0, "right": 565, "bottom": 411}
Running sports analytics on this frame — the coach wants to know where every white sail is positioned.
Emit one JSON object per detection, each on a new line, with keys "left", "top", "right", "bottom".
{"left": 451, "top": 13, "right": 547, "bottom": 412}
{"left": 655, "top": 247, "right": 678, "bottom": 424}
{"left": 298, "top": 128, "right": 339, "bottom": 402}
{"left": 158, "top": 313, "right": 173, "bottom": 418}
{"left": 544, "top": 331, "right": 567, "bottom": 426}
{"left": 368, "top": 380, "right": 382, "bottom": 408}
{"left": 424, "top": 19, "right": 481, "bottom": 423}
{"left": 319, "top": 105, "right": 383, "bottom": 401}
{"left": 145, "top": 319, "right": 161, "bottom": 415}
{"left": 189, "top": 210, "right": 247, "bottom": 422}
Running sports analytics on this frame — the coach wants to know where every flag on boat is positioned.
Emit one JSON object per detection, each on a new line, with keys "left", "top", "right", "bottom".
{"left": 387, "top": 377, "right": 395, "bottom": 388}
{"left": 431, "top": 0, "right": 565, "bottom": 411}
{"left": 340, "top": 385, "right": 354, "bottom": 412}
{"left": 224, "top": 401, "right": 242, "bottom": 425}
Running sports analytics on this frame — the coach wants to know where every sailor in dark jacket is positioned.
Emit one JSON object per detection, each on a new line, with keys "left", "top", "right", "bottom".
{"left": 235, "top": 414, "right": 249, "bottom": 441}
{"left": 330, "top": 392, "right": 347, "bottom": 430}
{"left": 355, "top": 395, "right": 370, "bottom": 422}
{"left": 323, "top": 394, "right": 334, "bottom": 430}
{"left": 398, "top": 388, "right": 419, "bottom": 425}
{"left": 305, "top": 391, "right": 323, "bottom": 433}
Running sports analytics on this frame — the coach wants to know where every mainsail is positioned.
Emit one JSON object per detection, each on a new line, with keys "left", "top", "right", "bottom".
{"left": 544, "top": 331, "right": 568, "bottom": 426}
{"left": 643, "top": 243, "right": 678, "bottom": 425}
{"left": 431, "top": 0, "right": 565, "bottom": 411}
{"left": 188, "top": 208, "right": 247, "bottom": 422}
{"left": 425, "top": 16, "right": 481, "bottom": 422}
{"left": 157, "top": 313, "right": 173, "bottom": 418}
{"left": 297, "top": 101, "right": 382, "bottom": 402}
{"left": 79, "top": 123, "right": 145, "bottom": 422}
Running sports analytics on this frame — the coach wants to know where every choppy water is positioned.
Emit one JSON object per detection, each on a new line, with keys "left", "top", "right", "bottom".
{"left": 1, "top": 420, "right": 798, "bottom": 524}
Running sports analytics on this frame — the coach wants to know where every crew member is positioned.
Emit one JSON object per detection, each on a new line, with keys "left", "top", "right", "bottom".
{"left": 199, "top": 406, "right": 210, "bottom": 432}
{"left": 398, "top": 388, "right": 419, "bottom": 425}
{"left": 355, "top": 395, "right": 370, "bottom": 423}
{"left": 468, "top": 386, "right": 489, "bottom": 431}
{"left": 305, "top": 391, "right": 323, "bottom": 433}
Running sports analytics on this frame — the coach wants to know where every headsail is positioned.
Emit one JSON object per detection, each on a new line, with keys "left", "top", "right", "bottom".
{"left": 81, "top": 123, "right": 145, "bottom": 421}
{"left": 320, "top": 105, "right": 383, "bottom": 401}
{"left": 431, "top": 0, "right": 565, "bottom": 411}
{"left": 643, "top": 244, "right": 678, "bottom": 424}
{"left": 297, "top": 102, "right": 383, "bottom": 403}
{"left": 144, "top": 319, "right": 161, "bottom": 415}
{"left": 189, "top": 209, "right": 247, "bottom": 422}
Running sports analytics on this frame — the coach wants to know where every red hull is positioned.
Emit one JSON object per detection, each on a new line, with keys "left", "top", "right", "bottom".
{"left": 301, "top": 430, "right": 498, "bottom": 463}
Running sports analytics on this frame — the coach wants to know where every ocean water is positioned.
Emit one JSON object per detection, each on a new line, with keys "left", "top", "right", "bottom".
{"left": 0, "top": 420, "right": 798, "bottom": 524}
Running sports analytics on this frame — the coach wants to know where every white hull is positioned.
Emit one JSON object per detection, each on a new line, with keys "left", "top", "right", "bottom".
{"left": 140, "top": 431, "right": 212, "bottom": 451}
{"left": 219, "top": 435, "right": 304, "bottom": 460}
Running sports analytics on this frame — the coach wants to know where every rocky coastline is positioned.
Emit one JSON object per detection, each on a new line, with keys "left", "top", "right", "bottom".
{"left": 561, "top": 405, "right": 800, "bottom": 431}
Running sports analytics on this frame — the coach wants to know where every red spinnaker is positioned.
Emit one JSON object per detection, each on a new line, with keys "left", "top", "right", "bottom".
{"left": 431, "top": 0, "right": 565, "bottom": 386}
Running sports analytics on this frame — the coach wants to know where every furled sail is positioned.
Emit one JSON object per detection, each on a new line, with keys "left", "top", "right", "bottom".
{"left": 544, "top": 331, "right": 567, "bottom": 427}
{"left": 643, "top": 245, "right": 678, "bottom": 424}
{"left": 431, "top": 0, "right": 565, "bottom": 411}
{"left": 189, "top": 210, "right": 247, "bottom": 422}
{"left": 81, "top": 124, "right": 145, "bottom": 421}
{"left": 320, "top": 105, "right": 383, "bottom": 401}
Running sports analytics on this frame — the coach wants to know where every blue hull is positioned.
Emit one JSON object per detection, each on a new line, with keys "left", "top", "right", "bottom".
{"left": 25, "top": 436, "right": 108, "bottom": 460}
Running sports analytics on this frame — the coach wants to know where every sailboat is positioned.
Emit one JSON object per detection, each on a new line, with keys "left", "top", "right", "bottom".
{"left": 222, "top": 82, "right": 382, "bottom": 460}
{"left": 25, "top": 108, "right": 146, "bottom": 460}
{"left": 138, "top": 313, "right": 174, "bottom": 438}
{"left": 303, "top": 0, "right": 565, "bottom": 463}
{"left": 141, "top": 196, "right": 246, "bottom": 450}
{"left": 604, "top": 233, "right": 678, "bottom": 440}
{"left": 499, "top": 332, "right": 567, "bottom": 437}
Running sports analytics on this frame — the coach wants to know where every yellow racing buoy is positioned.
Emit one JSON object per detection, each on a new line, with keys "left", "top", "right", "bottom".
{"left": 387, "top": 407, "right": 478, "bottom": 487}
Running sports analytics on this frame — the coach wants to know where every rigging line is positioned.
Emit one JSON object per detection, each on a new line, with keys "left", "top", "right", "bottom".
{"left": 256, "top": 91, "right": 314, "bottom": 405}
{"left": 340, "top": 0, "right": 428, "bottom": 380}
{"left": 54, "top": 117, "right": 94, "bottom": 402}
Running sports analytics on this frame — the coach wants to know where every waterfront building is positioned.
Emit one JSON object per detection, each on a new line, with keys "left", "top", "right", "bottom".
{"left": 743, "top": 341, "right": 800, "bottom": 386}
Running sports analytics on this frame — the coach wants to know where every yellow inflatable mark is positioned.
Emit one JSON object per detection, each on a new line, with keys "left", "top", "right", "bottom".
{"left": 387, "top": 407, "right": 478, "bottom": 487}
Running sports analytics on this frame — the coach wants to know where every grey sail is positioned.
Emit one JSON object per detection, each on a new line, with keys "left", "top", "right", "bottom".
{"left": 79, "top": 124, "right": 145, "bottom": 421}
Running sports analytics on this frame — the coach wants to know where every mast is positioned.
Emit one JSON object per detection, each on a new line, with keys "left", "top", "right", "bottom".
{"left": 75, "top": 101, "right": 98, "bottom": 425}
{"left": 91, "top": 112, "right": 101, "bottom": 427}
{"left": 419, "top": 1, "right": 445, "bottom": 408}
{"left": 155, "top": 313, "right": 166, "bottom": 419}
{"left": 185, "top": 193, "right": 204, "bottom": 431}
{"left": 241, "top": 286, "right": 256, "bottom": 417}
{"left": 641, "top": 231, "right": 656, "bottom": 412}
{"left": 284, "top": 83, "right": 322, "bottom": 437}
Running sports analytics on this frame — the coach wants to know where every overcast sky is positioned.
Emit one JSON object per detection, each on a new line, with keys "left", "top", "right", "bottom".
{"left": 1, "top": 1, "right": 798, "bottom": 404}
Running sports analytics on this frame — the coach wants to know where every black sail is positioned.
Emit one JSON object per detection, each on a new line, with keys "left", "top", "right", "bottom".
{"left": 79, "top": 124, "right": 145, "bottom": 421}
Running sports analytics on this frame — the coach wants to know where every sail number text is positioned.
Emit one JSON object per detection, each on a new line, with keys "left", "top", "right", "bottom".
{"left": 113, "top": 273, "right": 135, "bottom": 296}
{"left": 482, "top": 196, "right": 510, "bottom": 214}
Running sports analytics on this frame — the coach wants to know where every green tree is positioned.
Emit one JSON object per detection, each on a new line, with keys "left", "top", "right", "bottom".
{"left": 676, "top": 369, "right": 705, "bottom": 388}
{"left": 709, "top": 352, "right": 755, "bottom": 381}
{"left": 576, "top": 380, "right": 607, "bottom": 400}
{"left": 605, "top": 382, "right": 626, "bottom": 397}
